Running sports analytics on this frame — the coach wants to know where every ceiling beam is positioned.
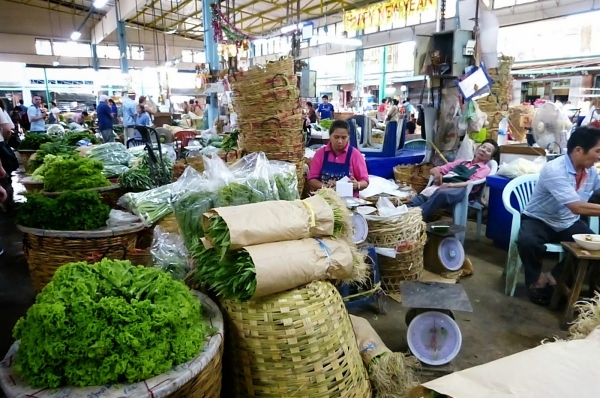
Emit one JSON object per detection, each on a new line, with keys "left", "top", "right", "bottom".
{"left": 91, "top": 0, "right": 147, "bottom": 44}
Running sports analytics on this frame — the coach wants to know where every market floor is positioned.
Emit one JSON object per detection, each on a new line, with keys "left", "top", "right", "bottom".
{"left": 0, "top": 212, "right": 568, "bottom": 392}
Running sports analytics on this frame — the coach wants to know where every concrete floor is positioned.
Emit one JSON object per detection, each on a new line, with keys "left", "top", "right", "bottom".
{"left": 0, "top": 210, "right": 569, "bottom": 393}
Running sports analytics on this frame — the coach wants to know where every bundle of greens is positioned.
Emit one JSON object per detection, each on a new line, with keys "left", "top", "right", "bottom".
{"left": 270, "top": 161, "right": 299, "bottom": 201}
{"left": 61, "top": 131, "right": 100, "bottom": 146}
{"left": 173, "top": 191, "right": 215, "bottom": 249}
{"left": 118, "top": 183, "right": 174, "bottom": 226}
{"left": 118, "top": 168, "right": 154, "bottom": 191}
{"left": 27, "top": 141, "right": 77, "bottom": 173}
{"left": 30, "top": 154, "right": 71, "bottom": 182}
{"left": 13, "top": 259, "right": 208, "bottom": 388}
{"left": 349, "top": 315, "right": 419, "bottom": 398}
{"left": 220, "top": 129, "right": 239, "bottom": 153}
{"left": 214, "top": 181, "right": 276, "bottom": 207}
{"left": 16, "top": 191, "right": 110, "bottom": 231}
{"left": 205, "top": 189, "right": 352, "bottom": 256}
{"left": 87, "top": 142, "right": 133, "bottom": 177}
{"left": 150, "top": 226, "right": 191, "bottom": 281}
{"left": 320, "top": 119, "right": 334, "bottom": 130}
{"left": 42, "top": 157, "right": 110, "bottom": 192}
{"left": 17, "top": 133, "right": 55, "bottom": 151}
{"left": 192, "top": 238, "right": 365, "bottom": 301}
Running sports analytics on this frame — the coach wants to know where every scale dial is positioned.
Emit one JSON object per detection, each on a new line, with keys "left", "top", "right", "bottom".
{"left": 351, "top": 212, "right": 368, "bottom": 245}
{"left": 407, "top": 311, "right": 462, "bottom": 366}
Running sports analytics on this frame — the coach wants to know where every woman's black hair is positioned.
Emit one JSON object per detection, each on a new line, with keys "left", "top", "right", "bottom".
{"left": 481, "top": 138, "right": 499, "bottom": 155}
{"left": 322, "top": 95, "right": 329, "bottom": 100}
{"left": 393, "top": 99, "right": 400, "bottom": 106}
{"left": 567, "top": 126, "right": 600, "bottom": 154}
{"left": 382, "top": 98, "right": 387, "bottom": 103}
{"left": 328, "top": 119, "right": 350, "bottom": 135}
{"left": 51, "top": 101, "right": 57, "bottom": 107}
{"left": 306, "top": 101, "right": 313, "bottom": 107}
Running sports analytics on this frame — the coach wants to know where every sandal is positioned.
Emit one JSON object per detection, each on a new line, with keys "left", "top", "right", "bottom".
{"left": 528, "top": 285, "right": 554, "bottom": 306}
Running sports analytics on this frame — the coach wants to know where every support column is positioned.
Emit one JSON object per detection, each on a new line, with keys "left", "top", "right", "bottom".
{"left": 43, "top": 68, "right": 51, "bottom": 106}
{"left": 91, "top": 44, "right": 99, "bottom": 71}
{"left": 354, "top": 30, "right": 364, "bottom": 108}
{"left": 249, "top": 43, "right": 255, "bottom": 67}
{"left": 203, "top": 0, "right": 220, "bottom": 127}
{"left": 378, "top": 46, "right": 387, "bottom": 103}
{"left": 116, "top": 17, "right": 129, "bottom": 73}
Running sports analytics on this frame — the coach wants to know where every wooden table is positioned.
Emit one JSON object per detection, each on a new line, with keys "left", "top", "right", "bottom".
{"left": 550, "top": 242, "right": 600, "bottom": 330}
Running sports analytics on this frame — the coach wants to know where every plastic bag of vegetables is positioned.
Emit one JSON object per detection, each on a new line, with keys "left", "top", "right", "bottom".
{"left": 87, "top": 142, "right": 133, "bottom": 170}
{"left": 172, "top": 167, "right": 221, "bottom": 250}
{"left": 11, "top": 259, "right": 209, "bottom": 388}
{"left": 229, "top": 152, "right": 278, "bottom": 201}
{"left": 269, "top": 160, "right": 300, "bottom": 201}
{"left": 117, "top": 183, "right": 175, "bottom": 226}
{"left": 150, "top": 226, "right": 191, "bottom": 280}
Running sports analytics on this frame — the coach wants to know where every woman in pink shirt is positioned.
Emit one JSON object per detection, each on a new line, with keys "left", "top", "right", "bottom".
{"left": 407, "top": 139, "right": 498, "bottom": 221}
{"left": 307, "top": 120, "right": 369, "bottom": 198}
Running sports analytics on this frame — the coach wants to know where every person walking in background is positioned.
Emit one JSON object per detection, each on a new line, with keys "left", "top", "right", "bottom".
{"left": 108, "top": 99, "right": 119, "bottom": 125}
{"left": 182, "top": 101, "right": 190, "bottom": 114}
{"left": 18, "top": 99, "right": 27, "bottom": 115}
{"left": 377, "top": 99, "right": 388, "bottom": 121}
{"left": 49, "top": 102, "right": 60, "bottom": 124}
{"left": 133, "top": 104, "right": 152, "bottom": 140}
{"left": 386, "top": 99, "right": 400, "bottom": 123}
{"left": 317, "top": 95, "right": 335, "bottom": 121}
{"left": 122, "top": 90, "right": 137, "bottom": 140}
{"left": 27, "top": 95, "right": 46, "bottom": 133}
{"left": 96, "top": 95, "right": 114, "bottom": 143}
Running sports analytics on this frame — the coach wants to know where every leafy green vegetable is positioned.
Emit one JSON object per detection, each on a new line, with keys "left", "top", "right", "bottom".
{"left": 220, "top": 129, "right": 239, "bottom": 153}
{"left": 119, "top": 184, "right": 174, "bottom": 226}
{"left": 191, "top": 246, "right": 256, "bottom": 301}
{"left": 18, "top": 133, "right": 55, "bottom": 151}
{"left": 43, "top": 157, "right": 110, "bottom": 192}
{"left": 13, "top": 259, "right": 209, "bottom": 388}
{"left": 272, "top": 165, "right": 300, "bottom": 201}
{"left": 320, "top": 119, "right": 334, "bottom": 130}
{"left": 16, "top": 190, "right": 110, "bottom": 231}
{"left": 173, "top": 191, "right": 215, "bottom": 249}
{"left": 118, "top": 168, "right": 154, "bottom": 191}
{"left": 31, "top": 154, "right": 67, "bottom": 182}
{"left": 62, "top": 131, "right": 100, "bottom": 146}
{"left": 27, "top": 141, "right": 77, "bottom": 173}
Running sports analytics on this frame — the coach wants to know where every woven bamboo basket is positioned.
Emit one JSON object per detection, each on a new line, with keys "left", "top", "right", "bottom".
{"left": 222, "top": 281, "right": 371, "bottom": 398}
{"left": 393, "top": 164, "right": 433, "bottom": 194}
{"left": 18, "top": 222, "right": 145, "bottom": 292}
{"left": 19, "top": 176, "right": 44, "bottom": 192}
{"left": 41, "top": 183, "right": 123, "bottom": 208}
{"left": 0, "top": 291, "right": 224, "bottom": 398}
{"left": 366, "top": 208, "right": 426, "bottom": 291}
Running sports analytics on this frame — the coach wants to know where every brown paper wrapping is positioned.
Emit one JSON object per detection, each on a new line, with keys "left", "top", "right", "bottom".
{"left": 350, "top": 315, "right": 392, "bottom": 363}
{"left": 247, "top": 237, "right": 353, "bottom": 298}
{"left": 202, "top": 195, "right": 334, "bottom": 250}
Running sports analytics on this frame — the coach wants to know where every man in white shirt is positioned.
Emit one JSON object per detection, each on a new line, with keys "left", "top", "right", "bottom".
{"left": 0, "top": 106, "right": 14, "bottom": 142}
{"left": 122, "top": 90, "right": 138, "bottom": 141}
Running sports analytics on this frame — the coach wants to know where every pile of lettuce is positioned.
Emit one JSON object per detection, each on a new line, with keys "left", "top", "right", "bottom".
{"left": 13, "top": 259, "right": 209, "bottom": 388}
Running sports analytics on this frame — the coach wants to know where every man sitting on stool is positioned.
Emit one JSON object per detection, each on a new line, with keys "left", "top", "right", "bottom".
{"left": 518, "top": 126, "right": 600, "bottom": 306}
{"left": 407, "top": 139, "right": 498, "bottom": 222}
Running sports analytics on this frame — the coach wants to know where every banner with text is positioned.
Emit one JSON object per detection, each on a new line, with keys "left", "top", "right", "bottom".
{"left": 344, "top": 0, "right": 437, "bottom": 31}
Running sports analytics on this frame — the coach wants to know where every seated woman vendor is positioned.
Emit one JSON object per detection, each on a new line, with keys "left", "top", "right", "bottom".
{"left": 518, "top": 127, "right": 600, "bottom": 305}
{"left": 307, "top": 120, "right": 369, "bottom": 197}
{"left": 407, "top": 139, "right": 498, "bottom": 221}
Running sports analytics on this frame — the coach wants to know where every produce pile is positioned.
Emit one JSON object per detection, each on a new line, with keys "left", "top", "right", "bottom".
{"left": 172, "top": 153, "right": 300, "bottom": 250}
{"left": 118, "top": 183, "right": 175, "bottom": 226}
{"left": 86, "top": 142, "right": 133, "bottom": 177}
{"left": 191, "top": 188, "right": 366, "bottom": 301}
{"left": 319, "top": 119, "right": 334, "bottom": 130}
{"left": 12, "top": 259, "right": 209, "bottom": 388}
{"left": 27, "top": 141, "right": 77, "bottom": 173}
{"left": 40, "top": 156, "right": 110, "bottom": 192}
{"left": 16, "top": 190, "right": 110, "bottom": 231}
{"left": 17, "top": 133, "right": 54, "bottom": 151}
{"left": 230, "top": 57, "right": 306, "bottom": 194}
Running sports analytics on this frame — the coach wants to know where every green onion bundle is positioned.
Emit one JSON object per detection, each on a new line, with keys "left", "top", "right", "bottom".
{"left": 204, "top": 188, "right": 353, "bottom": 255}
{"left": 173, "top": 190, "right": 215, "bottom": 249}
{"left": 117, "top": 183, "right": 174, "bottom": 226}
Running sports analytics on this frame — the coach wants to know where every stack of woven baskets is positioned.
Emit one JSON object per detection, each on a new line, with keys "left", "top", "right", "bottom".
{"left": 476, "top": 55, "right": 515, "bottom": 141}
{"left": 230, "top": 57, "right": 305, "bottom": 195}
{"left": 366, "top": 207, "right": 427, "bottom": 292}
{"left": 394, "top": 163, "right": 433, "bottom": 194}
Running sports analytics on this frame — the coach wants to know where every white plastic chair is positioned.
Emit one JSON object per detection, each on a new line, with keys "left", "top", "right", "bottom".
{"left": 426, "top": 159, "right": 498, "bottom": 244}
{"left": 502, "top": 174, "right": 599, "bottom": 296}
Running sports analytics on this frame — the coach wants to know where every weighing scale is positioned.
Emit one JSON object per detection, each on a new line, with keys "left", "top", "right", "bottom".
{"left": 400, "top": 281, "right": 473, "bottom": 376}
{"left": 337, "top": 198, "right": 386, "bottom": 314}
{"left": 423, "top": 222, "right": 466, "bottom": 278}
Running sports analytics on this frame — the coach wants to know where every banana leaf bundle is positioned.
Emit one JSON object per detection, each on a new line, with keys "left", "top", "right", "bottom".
{"left": 202, "top": 188, "right": 352, "bottom": 258}
{"left": 192, "top": 238, "right": 367, "bottom": 301}
{"left": 350, "top": 315, "right": 420, "bottom": 398}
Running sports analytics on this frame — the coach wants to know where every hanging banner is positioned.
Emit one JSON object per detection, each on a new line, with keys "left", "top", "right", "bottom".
{"left": 344, "top": 0, "right": 437, "bottom": 31}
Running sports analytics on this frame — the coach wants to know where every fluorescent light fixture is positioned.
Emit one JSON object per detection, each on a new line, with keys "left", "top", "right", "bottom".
{"left": 281, "top": 22, "right": 303, "bottom": 34}
{"left": 70, "top": 31, "right": 81, "bottom": 40}
{"left": 166, "top": 29, "right": 177, "bottom": 34}
{"left": 52, "top": 61, "right": 60, "bottom": 66}
{"left": 185, "top": 17, "right": 203, "bottom": 26}
{"left": 93, "top": 0, "right": 108, "bottom": 8}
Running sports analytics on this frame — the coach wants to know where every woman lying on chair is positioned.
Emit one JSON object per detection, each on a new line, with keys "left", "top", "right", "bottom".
{"left": 407, "top": 139, "right": 498, "bottom": 221}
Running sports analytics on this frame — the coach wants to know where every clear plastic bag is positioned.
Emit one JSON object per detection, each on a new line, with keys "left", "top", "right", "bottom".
{"left": 117, "top": 183, "right": 175, "bottom": 226}
{"left": 269, "top": 160, "right": 299, "bottom": 201}
{"left": 106, "top": 209, "right": 141, "bottom": 227}
{"left": 87, "top": 142, "right": 133, "bottom": 166}
{"left": 102, "top": 164, "right": 130, "bottom": 177}
{"left": 228, "top": 152, "right": 279, "bottom": 202}
{"left": 172, "top": 166, "right": 219, "bottom": 249}
{"left": 150, "top": 226, "right": 190, "bottom": 280}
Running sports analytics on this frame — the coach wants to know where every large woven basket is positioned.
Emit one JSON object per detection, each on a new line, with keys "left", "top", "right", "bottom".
{"left": 222, "top": 281, "right": 372, "bottom": 397}
{"left": 41, "top": 184, "right": 124, "bottom": 208}
{"left": 0, "top": 291, "right": 224, "bottom": 398}
{"left": 366, "top": 208, "right": 426, "bottom": 292}
{"left": 19, "top": 223, "right": 145, "bottom": 292}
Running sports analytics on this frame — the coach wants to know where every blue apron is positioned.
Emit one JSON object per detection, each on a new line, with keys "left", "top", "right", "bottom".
{"left": 319, "top": 146, "right": 353, "bottom": 185}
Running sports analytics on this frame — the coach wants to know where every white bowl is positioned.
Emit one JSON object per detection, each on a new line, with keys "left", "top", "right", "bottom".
{"left": 573, "top": 234, "right": 600, "bottom": 251}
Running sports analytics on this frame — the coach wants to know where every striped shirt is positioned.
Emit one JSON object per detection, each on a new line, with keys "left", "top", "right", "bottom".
{"left": 523, "top": 155, "right": 600, "bottom": 231}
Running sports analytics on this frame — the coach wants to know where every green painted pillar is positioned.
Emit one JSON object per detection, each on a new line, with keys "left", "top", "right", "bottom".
{"left": 43, "top": 68, "right": 51, "bottom": 105}
{"left": 379, "top": 46, "right": 387, "bottom": 103}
